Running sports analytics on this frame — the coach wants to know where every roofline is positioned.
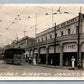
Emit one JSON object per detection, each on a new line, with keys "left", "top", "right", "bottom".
{"left": 36, "top": 15, "right": 78, "bottom": 37}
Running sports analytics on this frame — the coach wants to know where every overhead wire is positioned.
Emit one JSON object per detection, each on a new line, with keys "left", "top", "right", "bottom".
{"left": 1, "top": 6, "right": 80, "bottom": 45}
{"left": 4, "top": 6, "right": 27, "bottom": 44}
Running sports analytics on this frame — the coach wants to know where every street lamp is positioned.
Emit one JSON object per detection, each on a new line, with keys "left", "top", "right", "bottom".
{"left": 51, "top": 6, "right": 69, "bottom": 27}
{"left": 35, "top": 13, "right": 37, "bottom": 37}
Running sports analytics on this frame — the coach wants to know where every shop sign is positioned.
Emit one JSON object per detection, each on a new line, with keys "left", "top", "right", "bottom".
{"left": 63, "top": 43, "right": 77, "bottom": 52}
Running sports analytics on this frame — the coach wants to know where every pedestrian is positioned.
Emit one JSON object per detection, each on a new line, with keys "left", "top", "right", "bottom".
{"left": 33, "top": 55, "right": 36, "bottom": 65}
{"left": 71, "top": 56, "right": 75, "bottom": 68}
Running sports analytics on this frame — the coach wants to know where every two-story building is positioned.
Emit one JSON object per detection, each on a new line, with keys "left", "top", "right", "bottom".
{"left": 28, "top": 13, "right": 84, "bottom": 67}
{"left": 12, "top": 36, "right": 36, "bottom": 50}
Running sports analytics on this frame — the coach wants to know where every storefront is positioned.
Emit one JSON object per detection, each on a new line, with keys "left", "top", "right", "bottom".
{"left": 63, "top": 42, "right": 77, "bottom": 66}
{"left": 48, "top": 45, "right": 60, "bottom": 65}
{"left": 39, "top": 47, "right": 46, "bottom": 64}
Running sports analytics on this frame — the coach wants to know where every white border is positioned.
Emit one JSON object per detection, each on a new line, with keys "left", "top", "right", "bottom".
{"left": 0, "top": 77, "right": 84, "bottom": 80}
{"left": 0, "top": 4, "right": 84, "bottom": 6}
{"left": 0, "top": 3, "right": 84, "bottom": 80}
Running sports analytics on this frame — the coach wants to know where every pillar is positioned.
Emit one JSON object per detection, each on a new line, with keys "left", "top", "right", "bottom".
{"left": 37, "top": 48, "right": 40, "bottom": 64}
{"left": 79, "top": 44, "right": 81, "bottom": 59}
{"left": 46, "top": 46, "right": 49, "bottom": 65}
{"left": 29, "top": 49, "right": 31, "bottom": 58}
{"left": 60, "top": 44, "right": 63, "bottom": 66}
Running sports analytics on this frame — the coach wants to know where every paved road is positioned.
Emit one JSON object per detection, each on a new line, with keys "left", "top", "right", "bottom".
{"left": 0, "top": 60, "right": 84, "bottom": 77}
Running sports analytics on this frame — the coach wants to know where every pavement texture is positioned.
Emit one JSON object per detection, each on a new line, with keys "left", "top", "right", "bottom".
{"left": 0, "top": 60, "right": 84, "bottom": 77}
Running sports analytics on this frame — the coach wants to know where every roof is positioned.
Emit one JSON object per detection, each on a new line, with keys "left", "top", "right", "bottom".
{"left": 36, "top": 15, "right": 79, "bottom": 37}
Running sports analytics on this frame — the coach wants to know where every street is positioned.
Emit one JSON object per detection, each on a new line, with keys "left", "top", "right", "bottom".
{"left": 0, "top": 60, "right": 84, "bottom": 77}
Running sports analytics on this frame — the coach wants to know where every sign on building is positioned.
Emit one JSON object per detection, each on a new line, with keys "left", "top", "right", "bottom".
{"left": 63, "top": 43, "right": 77, "bottom": 52}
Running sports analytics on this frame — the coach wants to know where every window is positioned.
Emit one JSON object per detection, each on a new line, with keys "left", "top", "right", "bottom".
{"left": 68, "top": 29, "right": 70, "bottom": 35}
{"left": 61, "top": 31, "right": 63, "bottom": 36}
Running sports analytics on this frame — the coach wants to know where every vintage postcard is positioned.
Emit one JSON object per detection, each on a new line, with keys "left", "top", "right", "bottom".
{"left": 0, "top": 4, "right": 84, "bottom": 80}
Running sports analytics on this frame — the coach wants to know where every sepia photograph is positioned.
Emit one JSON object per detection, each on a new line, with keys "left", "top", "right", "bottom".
{"left": 0, "top": 4, "right": 84, "bottom": 80}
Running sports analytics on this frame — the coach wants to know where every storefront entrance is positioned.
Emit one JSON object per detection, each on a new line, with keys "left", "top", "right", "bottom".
{"left": 63, "top": 52, "right": 77, "bottom": 66}
{"left": 39, "top": 54, "right": 46, "bottom": 64}
{"left": 39, "top": 47, "right": 46, "bottom": 64}
{"left": 48, "top": 53, "right": 60, "bottom": 65}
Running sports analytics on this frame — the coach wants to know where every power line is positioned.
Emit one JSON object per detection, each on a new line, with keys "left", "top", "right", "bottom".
{"left": 0, "top": 6, "right": 28, "bottom": 45}
{"left": 0, "top": 6, "right": 79, "bottom": 44}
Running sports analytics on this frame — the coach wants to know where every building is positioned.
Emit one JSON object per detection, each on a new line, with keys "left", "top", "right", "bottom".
{"left": 28, "top": 13, "right": 84, "bottom": 67}
{"left": 3, "top": 36, "right": 36, "bottom": 62}
{"left": 12, "top": 36, "right": 36, "bottom": 50}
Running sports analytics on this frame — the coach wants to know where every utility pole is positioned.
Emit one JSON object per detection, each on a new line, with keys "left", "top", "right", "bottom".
{"left": 77, "top": 7, "right": 82, "bottom": 67}
{"left": 35, "top": 13, "right": 37, "bottom": 37}
{"left": 54, "top": 23, "right": 56, "bottom": 65}
{"left": 24, "top": 28, "right": 27, "bottom": 37}
{"left": 52, "top": 7, "right": 54, "bottom": 27}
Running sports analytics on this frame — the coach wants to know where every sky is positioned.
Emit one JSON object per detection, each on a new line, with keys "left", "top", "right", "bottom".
{"left": 0, "top": 4, "right": 84, "bottom": 47}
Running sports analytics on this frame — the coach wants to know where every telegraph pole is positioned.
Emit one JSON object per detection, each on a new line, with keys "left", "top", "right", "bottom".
{"left": 52, "top": 7, "right": 54, "bottom": 27}
{"left": 35, "top": 13, "right": 37, "bottom": 37}
{"left": 77, "top": 8, "right": 82, "bottom": 67}
{"left": 24, "top": 28, "right": 27, "bottom": 37}
{"left": 54, "top": 23, "right": 56, "bottom": 65}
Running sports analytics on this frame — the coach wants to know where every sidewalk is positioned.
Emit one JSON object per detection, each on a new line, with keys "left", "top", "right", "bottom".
{"left": 36, "top": 64, "right": 71, "bottom": 70}
{"left": 36, "top": 64, "right": 83, "bottom": 70}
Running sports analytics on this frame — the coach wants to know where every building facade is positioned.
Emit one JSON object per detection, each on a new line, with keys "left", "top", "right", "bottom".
{"left": 3, "top": 36, "right": 36, "bottom": 62}
{"left": 28, "top": 13, "right": 84, "bottom": 67}
{"left": 12, "top": 36, "right": 36, "bottom": 50}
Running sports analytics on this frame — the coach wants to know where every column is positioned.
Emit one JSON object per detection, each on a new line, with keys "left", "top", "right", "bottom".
{"left": 29, "top": 49, "right": 31, "bottom": 58}
{"left": 46, "top": 46, "right": 49, "bottom": 65}
{"left": 37, "top": 48, "right": 40, "bottom": 64}
{"left": 60, "top": 44, "right": 63, "bottom": 66}
{"left": 79, "top": 44, "right": 81, "bottom": 59}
